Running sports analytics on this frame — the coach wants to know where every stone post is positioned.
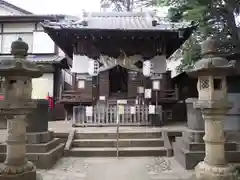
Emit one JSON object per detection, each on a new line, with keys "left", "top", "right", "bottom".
{"left": 0, "top": 38, "right": 43, "bottom": 180}
{"left": 187, "top": 37, "right": 238, "bottom": 180}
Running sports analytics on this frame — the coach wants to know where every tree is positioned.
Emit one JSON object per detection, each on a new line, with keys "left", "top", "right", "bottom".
{"left": 100, "top": 0, "right": 135, "bottom": 11}
{"left": 160, "top": 0, "right": 240, "bottom": 72}
{"left": 100, "top": 0, "right": 162, "bottom": 11}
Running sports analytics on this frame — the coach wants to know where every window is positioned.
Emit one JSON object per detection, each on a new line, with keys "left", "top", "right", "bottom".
{"left": 62, "top": 70, "right": 72, "bottom": 85}
{"left": 214, "top": 79, "right": 222, "bottom": 90}
{"left": 78, "top": 80, "right": 85, "bottom": 89}
{"left": 200, "top": 78, "right": 209, "bottom": 90}
{"left": 1, "top": 33, "right": 33, "bottom": 53}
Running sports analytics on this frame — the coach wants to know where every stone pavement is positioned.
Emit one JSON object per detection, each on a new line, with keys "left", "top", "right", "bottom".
{"left": 38, "top": 157, "right": 194, "bottom": 180}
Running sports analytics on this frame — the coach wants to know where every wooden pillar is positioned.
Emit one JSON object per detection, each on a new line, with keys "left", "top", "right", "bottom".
{"left": 72, "top": 73, "right": 77, "bottom": 90}
{"left": 92, "top": 75, "right": 98, "bottom": 105}
{"left": 144, "top": 76, "right": 152, "bottom": 105}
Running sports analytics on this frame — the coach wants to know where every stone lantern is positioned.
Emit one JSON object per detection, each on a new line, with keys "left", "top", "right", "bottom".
{"left": 187, "top": 37, "right": 238, "bottom": 180}
{"left": 0, "top": 38, "right": 43, "bottom": 180}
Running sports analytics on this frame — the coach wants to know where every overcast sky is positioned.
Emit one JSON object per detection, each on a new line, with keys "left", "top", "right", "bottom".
{"left": 6, "top": 0, "right": 101, "bottom": 15}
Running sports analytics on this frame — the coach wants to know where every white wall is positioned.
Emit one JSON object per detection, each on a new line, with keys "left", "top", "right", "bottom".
{"left": 3, "top": 23, "right": 35, "bottom": 32}
{"left": 0, "top": 22, "right": 56, "bottom": 54}
{"left": 32, "top": 73, "right": 54, "bottom": 99}
{"left": 71, "top": 54, "right": 89, "bottom": 73}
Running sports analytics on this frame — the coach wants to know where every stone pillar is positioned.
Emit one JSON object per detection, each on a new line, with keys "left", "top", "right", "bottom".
{"left": 1, "top": 115, "right": 35, "bottom": 176}
{"left": 187, "top": 37, "right": 238, "bottom": 180}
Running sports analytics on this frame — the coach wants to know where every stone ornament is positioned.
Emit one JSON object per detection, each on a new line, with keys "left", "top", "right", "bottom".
{"left": 0, "top": 38, "right": 43, "bottom": 180}
{"left": 188, "top": 37, "right": 236, "bottom": 77}
{"left": 187, "top": 37, "right": 238, "bottom": 180}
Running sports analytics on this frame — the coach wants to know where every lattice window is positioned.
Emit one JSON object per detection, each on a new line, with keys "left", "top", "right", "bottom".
{"left": 200, "top": 79, "right": 209, "bottom": 90}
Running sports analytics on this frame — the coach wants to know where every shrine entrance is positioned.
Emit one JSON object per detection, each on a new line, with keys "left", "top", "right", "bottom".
{"left": 109, "top": 65, "right": 128, "bottom": 96}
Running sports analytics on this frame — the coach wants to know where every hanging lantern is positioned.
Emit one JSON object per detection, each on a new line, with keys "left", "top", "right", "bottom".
{"left": 88, "top": 59, "right": 99, "bottom": 76}
{"left": 143, "top": 60, "right": 153, "bottom": 77}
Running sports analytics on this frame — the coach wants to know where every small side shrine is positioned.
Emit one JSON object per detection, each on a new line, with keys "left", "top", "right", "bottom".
{"left": 42, "top": 11, "right": 197, "bottom": 125}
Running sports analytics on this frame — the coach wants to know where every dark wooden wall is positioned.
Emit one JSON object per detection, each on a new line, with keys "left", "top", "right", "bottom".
{"left": 128, "top": 71, "right": 142, "bottom": 98}
{"left": 172, "top": 73, "right": 198, "bottom": 100}
{"left": 99, "top": 71, "right": 109, "bottom": 98}
{"left": 76, "top": 77, "right": 93, "bottom": 102}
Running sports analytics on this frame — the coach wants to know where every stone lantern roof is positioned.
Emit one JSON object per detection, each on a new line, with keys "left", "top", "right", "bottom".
{"left": 187, "top": 37, "right": 236, "bottom": 77}
{"left": 0, "top": 37, "right": 43, "bottom": 78}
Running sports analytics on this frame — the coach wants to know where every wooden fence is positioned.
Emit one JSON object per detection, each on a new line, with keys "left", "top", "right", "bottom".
{"left": 72, "top": 104, "right": 163, "bottom": 127}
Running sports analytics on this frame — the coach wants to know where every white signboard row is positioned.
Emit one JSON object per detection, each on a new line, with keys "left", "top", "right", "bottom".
{"left": 84, "top": 105, "right": 157, "bottom": 117}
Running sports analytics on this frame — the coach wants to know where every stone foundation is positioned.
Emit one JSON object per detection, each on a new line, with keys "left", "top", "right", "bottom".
{"left": 0, "top": 131, "right": 64, "bottom": 169}
{"left": 173, "top": 130, "right": 240, "bottom": 170}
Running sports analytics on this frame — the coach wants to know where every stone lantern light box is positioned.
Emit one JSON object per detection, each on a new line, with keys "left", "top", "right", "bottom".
{"left": 188, "top": 37, "right": 236, "bottom": 103}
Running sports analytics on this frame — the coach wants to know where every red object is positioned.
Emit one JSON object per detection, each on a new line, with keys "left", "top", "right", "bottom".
{"left": 47, "top": 96, "right": 54, "bottom": 109}
{"left": 0, "top": 95, "right": 4, "bottom": 100}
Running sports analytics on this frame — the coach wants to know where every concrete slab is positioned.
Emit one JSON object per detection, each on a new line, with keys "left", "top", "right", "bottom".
{"left": 38, "top": 157, "right": 194, "bottom": 180}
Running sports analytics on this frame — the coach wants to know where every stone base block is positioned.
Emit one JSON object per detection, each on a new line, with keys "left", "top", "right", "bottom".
{"left": 183, "top": 130, "right": 205, "bottom": 143}
{"left": 173, "top": 137, "right": 240, "bottom": 170}
{"left": 27, "top": 143, "right": 64, "bottom": 169}
{"left": 0, "top": 143, "right": 64, "bottom": 169}
{"left": 0, "top": 169, "right": 37, "bottom": 180}
{"left": 26, "top": 131, "right": 54, "bottom": 144}
{"left": 195, "top": 161, "right": 238, "bottom": 180}
{"left": 0, "top": 131, "right": 64, "bottom": 169}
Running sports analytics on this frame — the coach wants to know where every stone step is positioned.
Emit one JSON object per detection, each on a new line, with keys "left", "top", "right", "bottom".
{"left": 75, "top": 132, "right": 162, "bottom": 139}
{"left": 69, "top": 147, "right": 167, "bottom": 157}
{"left": 176, "top": 137, "right": 237, "bottom": 151}
{"left": 0, "top": 143, "right": 65, "bottom": 169}
{"left": 27, "top": 138, "right": 62, "bottom": 153}
{"left": 72, "top": 138, "right": 164, "bottom": 148}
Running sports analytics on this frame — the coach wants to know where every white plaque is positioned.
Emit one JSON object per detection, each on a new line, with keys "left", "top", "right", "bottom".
{"left": 99, "top": 96, "right": 105, "bottom": 100}
{"left": 118, "top": 105, "right": 124, "bottom": 114}
{"left": 86, "top": 106, "right": 93, "bottom": 116}
{"left": 149, "top": 105, "right": 156, "bottom": 114}
{"left": 135, "top": 99, "right": 138, "bottom": 105}
{"left": 130, "top": 106, "right": 136, "bottom": 114}
{"left": 137, "top": 86, "right": 144, "bottom": 94}
{"left": 117, "top": 100, "right": 127, "bottom": 104}
{"left": 153, "top": 80, "right": 160, "bottom": 90}
{"left": 78, "top": 80, "right": 85, "bottom": 89}
{"left": 144, "top": 89, "right": 152, "bottom": 99}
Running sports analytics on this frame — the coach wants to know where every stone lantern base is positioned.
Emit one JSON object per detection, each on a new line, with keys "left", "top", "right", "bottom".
{"left": 0, "top": 170, "right": 36, "bottom": 180}
{"left": 0, "top": 161, "right": 43, "bottom": 180}
{"left": 194, "top": 161, "right": 238, "bottom": 180}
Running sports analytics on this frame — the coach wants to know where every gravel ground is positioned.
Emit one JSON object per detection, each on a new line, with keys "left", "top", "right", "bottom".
{"left": 38, "top": 157, "right": 194, "bottom": 180}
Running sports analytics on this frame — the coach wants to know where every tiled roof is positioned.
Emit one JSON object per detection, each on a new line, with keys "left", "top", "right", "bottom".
{"left": 0, "top": 55, "right": 65, "bottom": 64}
{"left": 42, "top": 11, "right": 195, "bottom": 31}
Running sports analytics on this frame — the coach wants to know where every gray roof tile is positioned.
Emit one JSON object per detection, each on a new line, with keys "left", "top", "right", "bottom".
{"left": 0, "top": 55, "right": 65, "bottom": 64}
{"left": 42, "top": 12, "right": 195, "bottom": 31}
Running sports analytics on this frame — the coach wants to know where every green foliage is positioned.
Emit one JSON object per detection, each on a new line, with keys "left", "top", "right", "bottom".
{"left": 162, "top": 0, "right": 240, "bottom": 72}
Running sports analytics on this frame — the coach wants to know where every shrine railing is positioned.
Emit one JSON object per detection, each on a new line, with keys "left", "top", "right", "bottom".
{"left": 72, "top": 104, "right": 163, "bottom": 127}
